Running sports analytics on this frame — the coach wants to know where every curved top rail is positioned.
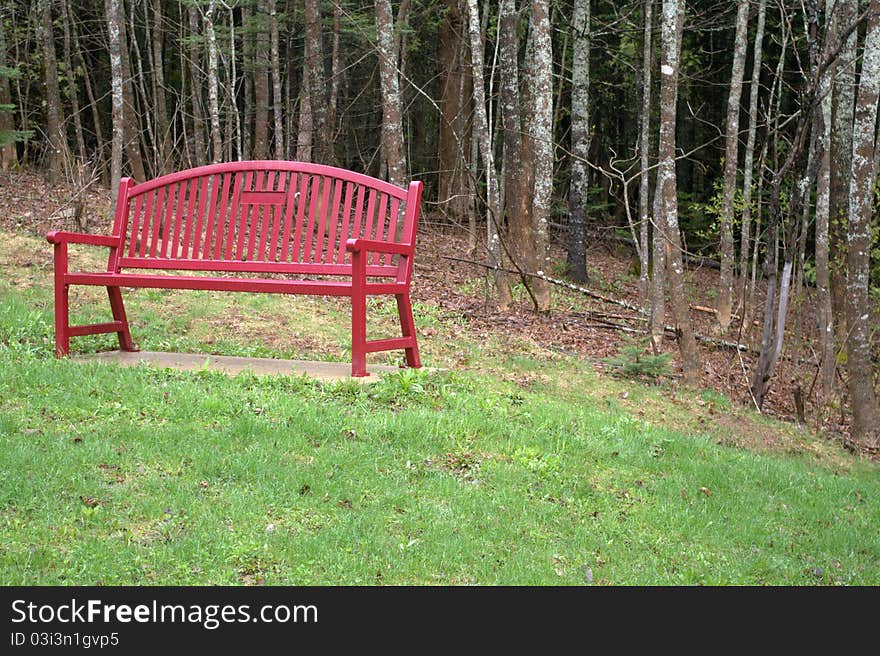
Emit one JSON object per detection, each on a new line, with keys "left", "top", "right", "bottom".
{"left": 128, "top": 160, "right": 411, "bottom": 200}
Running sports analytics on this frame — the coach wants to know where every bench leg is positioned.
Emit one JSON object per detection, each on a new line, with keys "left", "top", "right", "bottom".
{"left": 396, "top": 294, "right": 421, "bottom": 369}
{"left": 351, "top": 290, "right": 368, "bottom": 377}
{"left": 54, "top": 282, "right": 70, "bottom": 357}
{"left": 107, "top": 287, "right": 138, "bottom": 352}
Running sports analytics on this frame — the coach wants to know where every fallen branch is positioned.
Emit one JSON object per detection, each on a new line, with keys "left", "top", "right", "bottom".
{"left": 441, "top": 255, "right": 646, "bottom": 315}
{"left": 442, "top": 255, "right": 754, "bottom": 353}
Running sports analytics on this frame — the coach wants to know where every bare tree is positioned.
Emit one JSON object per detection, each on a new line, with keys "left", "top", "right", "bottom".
{"left": 375, "top": 0, "right": 407, "bottom": 186}
{"left": 567, "top": 0, "right": 590, "bottom": 286}
{"left": 638, "top": 0, "right": 654, "bottom": 304}
{"left": 204, "top": 0, "right": 222, "bottom": 164}
{"left": 844, "top": 0, "right": 880, "bottom": 447}
{"left": 304, "top": 0, "right": 329, "bottom": 163}
{"left": 657, "top": 0, "right": 699, "bottom": 385}
{"left": 105, "top": 0, "right": 124, "bottom": 201}
{"left": 40, "top": 0, "right": 67, "bottom": 183}
{"left": 716, "top": 0, "right": 749, "bottom": 332}
{"left": 529, "top": 0, "right": 553, "bottom": 312}
{"left": 465, "top": 0, "right": 511, "bottom": 308}
{"left": 0, "top": 9, "right": 17, "bottom": 170}
{"left": 187, "top": 4, "right": 206, "bottom": 167}
{"left": 253, "top": 0, "right": 270, "bottom": 160}
{"left": 269, "top": 0, "right": 283, "bottom": 158}
{"left": 738, "top": 0, "right": 767, "bottom": 330}
{"left": 438, "top": 0, "right": 472, "bottom": 224}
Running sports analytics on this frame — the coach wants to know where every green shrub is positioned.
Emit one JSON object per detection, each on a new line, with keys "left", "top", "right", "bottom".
{"left": 603, "top": 337, "right": 672, "bottom": 383}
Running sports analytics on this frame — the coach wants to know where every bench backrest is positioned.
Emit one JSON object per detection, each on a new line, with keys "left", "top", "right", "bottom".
{"left": 109, "top": 161, "right": 423, "bottom": 280}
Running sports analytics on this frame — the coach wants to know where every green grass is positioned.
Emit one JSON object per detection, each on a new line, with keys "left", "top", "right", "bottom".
{"left": 0, "top": 230, "right": 878, "bottom": 585}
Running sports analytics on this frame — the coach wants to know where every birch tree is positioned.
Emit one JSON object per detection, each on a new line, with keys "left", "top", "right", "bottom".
{"left": 204, "top": 0, "right": 222, "bottom": 164}
{"left": 657, "top": 0, "right": 699, "bottom": 386}
{"left": 567, "top": 0, "right": 590, "bottom": 285}
{"left": 105, "top": 0, "right": 124, "bottom": 202}
{"left": 375, "top": 0, "right": 407, "bottom": 186}
{"left": 465, "top": 0, "right": 511, "bottom": 308}
{"left": 529, "top": 0, "right": 553, "bottom": 312}
{"left": 844, "top": 0, "right": 880, "bottom": 447}
{"left": 814, "top": 0, "right": 836, "bottom": 401}
{"left": 716, "top": 0, "right": 749, "bottom": 332}
{"left": 270, "top": 0, "right": 283, "bottom": 158}
{"left": 638, "top": 0, "right": 653, "bottom": 303}
{"left": 738, "top": 0, "right": 767, "bottom": 328}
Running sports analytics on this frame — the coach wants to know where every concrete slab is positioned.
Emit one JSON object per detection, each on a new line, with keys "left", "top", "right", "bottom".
{"left": 74, "top": 350, "right": 403, "bottom": 382}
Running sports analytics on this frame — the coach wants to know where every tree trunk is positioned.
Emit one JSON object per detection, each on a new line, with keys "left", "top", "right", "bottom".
{"left": 375, "top": 0, "right": 407, "bottom": 186}
{"left": 40, "top": 0, "right": 68, "bottom": 183}
{"left": 118, "top": 0, "right": 145, "bottom": 182}
{"left": 738, "top": 0, "right": 767, "bottom": 333}
{"left": 0, "top": 12, "right": 17, "bottom": 170}
{"left": 204, "top": 0, "right": 222, "bottom": 164}
{"left": 844, "top": 0, "right": 880, "bottom": 447}
{"left": 304, "top": 0, "right": 329, "bottom": 163}
{"left": 105, "top": 0, "right": 124, "bottom": 203}
{"left": 328, "top": 3, "right": 341, "bottom": 152}
{"left": 60, "top": 3, "right": 86, "bottom": 166}
{"left": 270, "top": 0, "right": 283, "bottom": 159}
{"left": 658, "top": 0, "right": 699, "bottom": 386}
{"left": 252, "top": 0, "right": 269, "bottom": 160}
{"left": 567, "top": 0, "right": 590, "bottom": 285}
{"left": 638, "top": 0, "right": 654, "bottom": 304}
{"left": 814, "top": 2, "right": 834, "bottom": 401}
{"left": 152, "top": 0, "right": 172, "bottom": 174}
{"left": 829, "top": 0, "right": 857, "bottom": 358}
{"left": 529, "top": 0, "right": 553, "bottom": 312}
{"left": 296, "top": 64, "right": 313, "bottom": 161}
{"left": 499, "top": 0, "right": 535, "bottom": 307}
{"left": 187, "top": 5, "right": 206, "bottom": 167}
{"left": 716, "top": 0, "right": 749, "bottom": 332}
{"left": 438, "top": 0, "right": 472, "bottom": 222}
{"left": 465, "top": 0, "right": 511, "bottom": 309}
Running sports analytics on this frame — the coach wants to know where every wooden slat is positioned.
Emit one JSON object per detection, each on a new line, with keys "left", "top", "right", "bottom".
{"left": 268, "top": 171, "right": 287, "bottom": 261}
{"left": 224, "top": 171, "right": 245, "bottom": 259}
{"left": 126, "top": 193, "right": 145, "bottom": 257}
{"left": 279, "top": 172, "right": 299, "bottom": 262}
{"left": 148, "top": 186, "right": 166, "bottom": 258}
{"left": 137, "top": 189, "right": 154, "bottom": 257}
{"left": 380, "top": 197, "right": 401, "bottom": 266}
{"left": 180, "top": 177, "right": 199, "bottom": 259}
{"left": 212, "top": 172, "right": 233, "bottom": 259}
{"left": 191, "top": 175, "right": 210, "bottom": 258}
{"left": 170, "top": 181, "right": 187, "bottom": 259}
{"left": 323, "top": 179, "right": 343, "bottom": 265}
{"left": 291, "top": 173, "right": 310, "bottom": 262}
{"left": 370, "top": 193, "right": 388, "bottom": 266}
{"left": 160, "top": 183, "right": 177, "bottom": 258}
{"left": 312, "top": 174, "right": 333, "bottom": 264}
{"left": 302, "top": 175, "right": 322, "bottom": 262}
{"left": 235, "top": 170, "right": 255, "bottom": 260}
{"left": 246, "top": 170, "right": 265, "bottom": 261}
{"left": 335, "top": 181, "right": 356, "bottom": 264}
{"left": 347, "top": 184, "right": 367, "bottom": 264}
{"left": 257, "top": 170, "right": 276, "bottom": 260}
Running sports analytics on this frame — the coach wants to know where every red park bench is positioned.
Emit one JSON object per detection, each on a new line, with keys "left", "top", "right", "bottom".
{"left": 47, "top": 160, "right": 423, "bottom": 377}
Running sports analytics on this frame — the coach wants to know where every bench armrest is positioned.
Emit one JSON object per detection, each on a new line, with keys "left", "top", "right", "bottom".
{"left": 345, "top": 238, "right": 412, "bottom": 255}
{"left": 46, "top": 231, "right": 121, "bottom": 248}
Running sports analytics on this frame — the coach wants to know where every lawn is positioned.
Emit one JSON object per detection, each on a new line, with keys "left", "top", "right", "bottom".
{"left": 0, "top": 230, "right": 878, "bottom": 585}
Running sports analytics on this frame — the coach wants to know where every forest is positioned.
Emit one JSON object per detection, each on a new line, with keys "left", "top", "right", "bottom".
{"left": 1, "top": 0, "right": 879, "bottom": 452}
